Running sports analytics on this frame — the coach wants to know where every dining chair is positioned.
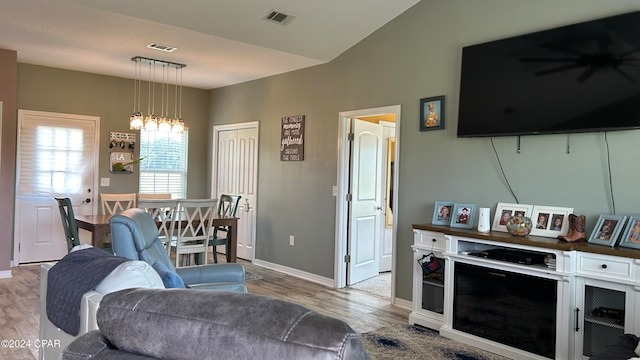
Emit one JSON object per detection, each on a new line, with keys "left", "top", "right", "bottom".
{"left": 208, "top": 194, "right": 241, "bottom": 263}
{"left": 55, "top": 197, "right": 114, "bottom": 254}
{"left": 172, "top": 199, "right": 217, "bottom": 268}
{"left": 137, "top": 198, "right": 179, "bottom": 253}
{"left": 100, "top": 193, "right": 137, "bottom": 250}
{"left": 100, "top": 193, "right": 137, "bottom": 215}
{"left": 138, "top": 193, "right": 172, "bottom": 200}
{"left": 54, "top": 197, "right": 81, "bottom": 253}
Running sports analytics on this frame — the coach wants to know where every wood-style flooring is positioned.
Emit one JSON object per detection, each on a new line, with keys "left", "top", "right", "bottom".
{"left": 0, "top": 256, "right": 409, "bottom": 360}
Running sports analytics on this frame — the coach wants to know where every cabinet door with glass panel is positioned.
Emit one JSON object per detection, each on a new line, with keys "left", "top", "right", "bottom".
{"left": 409, "top": 230, "right": 446, "bottom": 331}
{"left": 574, "top": 276, "right": 636, "bottom": 359}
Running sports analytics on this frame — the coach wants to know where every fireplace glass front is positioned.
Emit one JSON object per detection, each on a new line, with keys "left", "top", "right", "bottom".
{"left": 453, "top": 262, "right": 557, "bottom": 358}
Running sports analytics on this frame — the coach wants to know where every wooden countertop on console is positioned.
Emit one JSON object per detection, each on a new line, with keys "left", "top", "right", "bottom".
{"left": 413, "top": 223, "right": 640, "bottom": 260}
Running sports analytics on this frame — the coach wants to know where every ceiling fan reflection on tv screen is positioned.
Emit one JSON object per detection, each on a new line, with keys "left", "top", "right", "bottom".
{"left": 457, "top": 11, "right": 640, "bottom": 138}
{"left": 520, "top": 33, "right": 640, "bottom": 83}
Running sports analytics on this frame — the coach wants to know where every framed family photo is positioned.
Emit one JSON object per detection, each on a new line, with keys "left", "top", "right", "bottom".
{"left": 492, "top": 203, "right": 533, "bottom": 232}
{"left": 450, "top": 203, "right": 476, "bottom": 229}
{"left": 432, "top": 201, "right": 455, "bottom": 226}
{"left": 588, "top": 214, "right": 627, "bottom": 247}
{"left": 530, "top": 205, "right": 574, "bottom": 238}
{"left": 619, "top": 215, "right": 640, "bottom": 249}
{"left": 420, "top": 95, "right": 445, "bottom": 131}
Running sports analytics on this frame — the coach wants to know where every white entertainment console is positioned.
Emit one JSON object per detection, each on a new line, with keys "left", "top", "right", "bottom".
{"left": 411, "top": 224, "right": 640, "bottom": 360}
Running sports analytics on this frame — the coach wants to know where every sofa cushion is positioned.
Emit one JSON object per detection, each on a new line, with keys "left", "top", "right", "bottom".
{"left": 95, "top": 260, "right": 165, "bottom": 294}
{"left": 151, "top": 261, "right": 185, "bottom": 288}
{"left": 97, "top": 288, "right": 368, "bottom": 360}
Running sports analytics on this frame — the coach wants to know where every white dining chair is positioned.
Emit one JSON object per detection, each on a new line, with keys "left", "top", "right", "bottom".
{"left": 100, "top": 193, "right": 137, "bottom": 215}
{"left": 171, "top": 199, "right": 217, "bottom": 268}
{"left": 137, "top": 198, "right": 179, "bottom": 253}
{"left": 138, "top": 193, "right": 172, "bottom": 200}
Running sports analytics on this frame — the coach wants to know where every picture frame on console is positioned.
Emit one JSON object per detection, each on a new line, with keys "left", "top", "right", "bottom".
{"left": 492, "top": 203, "right": 533, "bottom": 232}
{"left": 618, "top": 215, "right": 640, "bottom": 249}
{"left": 450, "top": 203, "right": 476, "bottom": 229}
{"left": 432, "top": 201, "right": 455, "bottom": 226}
{"left": 530, "top": 205, "right": 574, "bottom": 238}
{"left": 419, "top": 95, "right": 444, "bottom": 131}
{"left": 588, "top": 214, "right": 628, "bottom": 247}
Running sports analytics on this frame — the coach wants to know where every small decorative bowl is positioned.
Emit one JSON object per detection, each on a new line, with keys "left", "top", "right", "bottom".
{"left": 506, "top": 216, "right": 532, "bottom": 236}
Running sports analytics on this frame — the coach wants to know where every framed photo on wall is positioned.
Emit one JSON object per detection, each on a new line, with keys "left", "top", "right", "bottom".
{"left": 450, "top": 203, "right": 476, "bottom": 229}
{"left": 492, "top": 203, "right": 533, "bottom": 232}
{"left": 619, "top": 215, "right": 640, "bottom": 249}
{"left": 419, "top": 95, "right": 445, "bottom": 131}
{"left": 530, "top": 205, "right": 574, "bottom": 238}
{"left": 588, "top": 214, "right": 627, "bottom": 247}
{"left": 432, "top": 201, "right": 455, "bottom": 226}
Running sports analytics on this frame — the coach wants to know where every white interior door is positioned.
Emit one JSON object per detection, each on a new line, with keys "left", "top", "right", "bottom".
{"left": 348, "top": 119, "right": 383, "bottom": 284}
{"left": 379, "top": 121, "right": 396, "bottom": 272}
{"left": 213, "top": 122, "right": 258, "bottom": 261}
{"left": 14, "top": 110, "right": 99, "bottom": 264}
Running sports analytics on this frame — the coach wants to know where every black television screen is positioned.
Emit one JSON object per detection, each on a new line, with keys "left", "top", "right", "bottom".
{"left": 457, "top": 11, "right": 640, "bottom": 137}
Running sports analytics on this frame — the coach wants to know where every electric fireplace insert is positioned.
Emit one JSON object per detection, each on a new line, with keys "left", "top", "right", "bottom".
{"left": 453, "top": 262, "right": 557, "bottom": 358}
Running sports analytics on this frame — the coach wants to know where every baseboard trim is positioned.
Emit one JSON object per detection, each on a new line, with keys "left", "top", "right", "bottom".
{"left": 0, "top": 269, "right": 13, "bottom": 279}
{"left": 252, "top": 259, "right": 335, "bottom": 287}
{"left": 394, "top": 297, "right": 412, "bottom": 310}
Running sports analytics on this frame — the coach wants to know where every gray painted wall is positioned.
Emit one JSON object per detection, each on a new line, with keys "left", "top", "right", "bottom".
{"left": 17, "top": 64, "right": 211, "bottom": 202}
{"left": 209, "top": 0, "right": 640, "bottom": 302}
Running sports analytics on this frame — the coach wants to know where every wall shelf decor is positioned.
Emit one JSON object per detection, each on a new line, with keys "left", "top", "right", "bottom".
{"left": 109, "top": 132, "right": 136, "bottom": 152}
{"left": 110, "top": 152, "right": 135, "bottom": 173}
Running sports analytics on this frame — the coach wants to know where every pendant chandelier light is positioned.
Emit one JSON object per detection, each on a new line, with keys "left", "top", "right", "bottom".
{"left": 129, "top": 56, "right": 186, "bottom": 134}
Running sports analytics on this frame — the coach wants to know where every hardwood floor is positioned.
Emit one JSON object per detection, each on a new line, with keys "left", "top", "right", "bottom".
{"left": 0, "top": 257, "right": 409, "bottom": 360}
{"left": 0, "top": 264, "right": 41, "bottom": 360}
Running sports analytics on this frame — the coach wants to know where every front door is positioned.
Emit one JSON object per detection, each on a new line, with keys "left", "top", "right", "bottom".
{"left": 213, "top": 122, "right": 258, "bottom": 261}
{"left": 347, "top": 118, "right": 383, "bottom": 284}
{"left": 14, "top": 110, "right": 99, "bottom": 263}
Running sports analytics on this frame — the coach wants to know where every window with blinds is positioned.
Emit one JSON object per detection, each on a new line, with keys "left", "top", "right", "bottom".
{"left": 18, "top": 118, "right": 94, "bottom": 196}
{"left": 139, "top": 129, "right": 188, "bottom": 199}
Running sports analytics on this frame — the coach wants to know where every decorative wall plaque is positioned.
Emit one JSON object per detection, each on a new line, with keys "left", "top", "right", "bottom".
{"left": 280, "top": 115, "right": 305, "bottom": 161}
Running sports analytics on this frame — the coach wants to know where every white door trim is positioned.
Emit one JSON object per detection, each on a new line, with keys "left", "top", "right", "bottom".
{"left": 211, "top": 121, "right": 259, "bottom": 195}
{"left": 13, "top": 109, "right": 100, "bottom": 265}
{"left": 335, "top": 105, "right": 401, "bottom": 303}
{"left": 211, "top": 121, "right": 259, "bottom": 262}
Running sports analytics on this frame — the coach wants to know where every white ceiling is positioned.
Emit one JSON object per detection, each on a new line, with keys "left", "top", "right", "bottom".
{"left": 0, "top": 0, "right": 419, "bottom": 89}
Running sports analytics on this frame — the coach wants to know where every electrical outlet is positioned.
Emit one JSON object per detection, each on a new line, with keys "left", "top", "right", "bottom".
{"left": 289, "top": 235, "right": 295, "bottom": 246}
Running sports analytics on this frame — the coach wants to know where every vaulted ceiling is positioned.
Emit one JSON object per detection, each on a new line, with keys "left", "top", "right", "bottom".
{"left": 0, "top": 0, "right": 420, "bottom": 89}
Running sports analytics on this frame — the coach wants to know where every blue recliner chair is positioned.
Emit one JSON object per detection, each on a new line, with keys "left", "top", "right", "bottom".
{"left": 109, "top": 208, "right": 247, "bottom": 292}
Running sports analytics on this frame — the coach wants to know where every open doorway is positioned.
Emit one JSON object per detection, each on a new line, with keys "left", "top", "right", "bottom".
{"left": 335, "top": 105, "right": 400, "bottom": 304}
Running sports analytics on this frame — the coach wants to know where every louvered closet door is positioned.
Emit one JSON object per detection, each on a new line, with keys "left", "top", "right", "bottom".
{"left": 215, "top": 124, "right": 258, "bottom": 261}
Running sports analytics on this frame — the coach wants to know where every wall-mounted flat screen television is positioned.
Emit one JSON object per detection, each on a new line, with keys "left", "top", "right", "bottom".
{"left": 457, "top": 11, "right": 640, "bottom": 138}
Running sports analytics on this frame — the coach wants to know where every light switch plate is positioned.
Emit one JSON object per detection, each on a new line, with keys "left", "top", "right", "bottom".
{"left": 100, "top": 177, "right": 110, "bottom": 186}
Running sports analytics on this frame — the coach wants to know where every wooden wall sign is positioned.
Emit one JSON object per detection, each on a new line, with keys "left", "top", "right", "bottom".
{"left": 281, "top": 115, "right": 305, "bottom": 161}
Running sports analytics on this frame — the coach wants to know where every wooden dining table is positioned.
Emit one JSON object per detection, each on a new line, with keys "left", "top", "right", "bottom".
{"left": 74, "top": 214, "right": 238, "bottom": 263}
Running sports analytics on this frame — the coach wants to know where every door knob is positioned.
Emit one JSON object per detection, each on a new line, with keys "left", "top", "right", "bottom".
{"left": 376, "top": 206, "right": 383, "bottom": 211}
{"left": 83, "top": 198, "right": 91, "bottom": 204}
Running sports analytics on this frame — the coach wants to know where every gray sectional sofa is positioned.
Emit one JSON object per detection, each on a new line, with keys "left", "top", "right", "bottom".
{"left": 61, "top": 287, "right": 369, "bottom": 360}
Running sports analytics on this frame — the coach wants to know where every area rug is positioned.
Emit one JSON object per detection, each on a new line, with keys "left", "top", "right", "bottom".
{"left": 360, "top": 323, "right": 509, "bottom": 360}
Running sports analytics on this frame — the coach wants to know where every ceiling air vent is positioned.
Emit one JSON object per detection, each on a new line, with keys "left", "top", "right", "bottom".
{"left": 146, "top": 43, "right": 177, "bottom": 53}
{"left": 263, "top": 9, "right": 296, "bottom": 26}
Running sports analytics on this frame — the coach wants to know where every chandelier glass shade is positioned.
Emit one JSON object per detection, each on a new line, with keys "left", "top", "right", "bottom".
{"left": 129, "top": 56, "right": 186, "bottom": 133}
